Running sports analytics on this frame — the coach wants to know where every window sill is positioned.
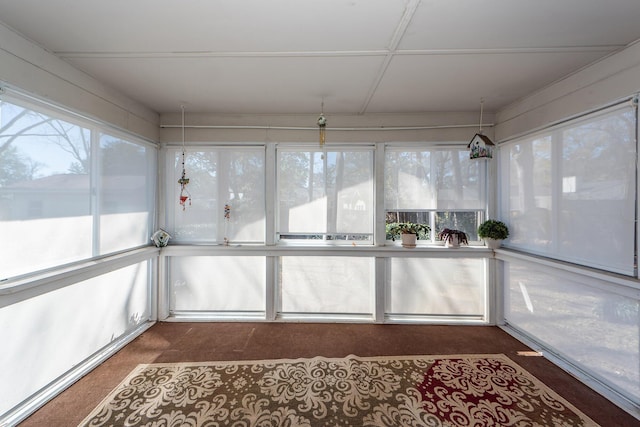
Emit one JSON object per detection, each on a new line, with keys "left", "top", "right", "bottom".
{"left": 160, "top": 244, "right": 493, "bottom": 257}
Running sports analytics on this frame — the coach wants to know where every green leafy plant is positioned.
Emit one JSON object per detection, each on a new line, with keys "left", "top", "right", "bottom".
{"left": 386, "top": 222, "right": 430, "bottom": 241}
{"left": 478, "top": 219, "right": 509, "bottom": 240}
{"left": 437, "top": 228, "right": 469, "bottom": 245}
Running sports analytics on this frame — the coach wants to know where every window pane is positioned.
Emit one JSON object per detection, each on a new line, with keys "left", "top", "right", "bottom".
{"left": 0, "top": 100, "right": 92, "bottom": 279}
{"left": 277, "top": 148, "right": 373, "bottom": 242}
{"left": 385, "top": 146, "right": 485, "bottom": 243}
{"left": 504, "top": 136, "right": 552, "bottom": 252}
{"left": 170, "top": 256, "right": 265, "bottom": 312}
{"left": 501, "top": 104, "right": 636, "bottom": 275}
{"left": 0, "top": 261, "right": 151, "bottom": 415}
{"left": 168, "top": 148, "right": 265, "bottom": 243}
{"left": 433, "top": 150, "right": 483, "bottom": 209}
{"left": 280, "top": 256, "right": 373, "bottom": 314}
{"left": 435, "top": 211, "right": 479, "bottom": 241}
{"left": 169, "top": 150, "right": 217, "bottom": 240}
{"left": 559, "top": 109, "right": 636, "bottom": 273}
{"left": 504, "top": 259, "right": 639, "bottom": 403}
{"left": 99, "top": 135, "right": 155, "bottom": 253}
{"left": 385, "top": 150, "right": 432, "bottom": 209}
{"left": 385, "top": 147, "right": 484, "bottom": 210}
{"left": 387, "top": 258, "right": 485, "bottom": 317}
{"left": 333, "top": 151, "right": 373, "bottom": 234}
{"left": 385, "top": 211, "right": 431, "bottom": 240}
{"left": 278, "top": 151, "right": 327, "bottom": 233}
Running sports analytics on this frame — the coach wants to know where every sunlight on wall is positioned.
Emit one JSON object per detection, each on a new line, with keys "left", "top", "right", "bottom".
{"left": 504, "top": 260, "right": 640, "bottom": 403}
{"left": 0, "top": 261, "right": 151, "bottom": 415}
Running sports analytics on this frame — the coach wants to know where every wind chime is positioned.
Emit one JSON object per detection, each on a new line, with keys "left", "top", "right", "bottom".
{"left": 317, "top": 102, "right": 327, "bottom": 147}
{"left": 178, "top": 105, "right": 192, "bottom": 210}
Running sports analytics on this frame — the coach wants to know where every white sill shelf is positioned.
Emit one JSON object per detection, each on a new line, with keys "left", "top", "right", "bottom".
{"left": 159, "top": 243, "right": 494, "bottom": 258}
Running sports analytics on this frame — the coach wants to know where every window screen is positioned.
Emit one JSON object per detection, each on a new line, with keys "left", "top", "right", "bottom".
{"left": 500, "top": 103, "right": 637, "bottom": 275}
{"left": 0, "top": 97, "right": 156, "bottom": 280}
{"left": 385, "top": 146, "right": 486, "bottom": 242}
{"left": 277, "top": 147, "right": 374, "bottom": 243}
{"left": 166, "top": 146, "right": 265, "bottom": 243}
{"left": 99, "top": 134, "right": 155, "bottom": 253}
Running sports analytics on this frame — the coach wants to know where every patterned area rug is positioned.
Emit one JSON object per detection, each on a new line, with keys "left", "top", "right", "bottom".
{"left": 79, "top": 354, "right": 598, "bottom": 426}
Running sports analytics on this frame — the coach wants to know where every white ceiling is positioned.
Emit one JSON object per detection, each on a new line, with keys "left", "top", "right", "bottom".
{"left": 1, "top": 0, "right": 640, "bottom": 115}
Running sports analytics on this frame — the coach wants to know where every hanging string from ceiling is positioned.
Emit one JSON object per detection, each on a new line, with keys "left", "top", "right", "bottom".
{"left": 178, "top": 105, "right": 192, "bottom": 210}
{"left": 479, "top": 98, "right": 484, "bottom": 134}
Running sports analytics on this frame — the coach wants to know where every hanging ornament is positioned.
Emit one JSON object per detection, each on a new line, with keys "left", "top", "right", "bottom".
{"left": 178, "top": 105, "right": 192, "bottom": 210}
{"left": 223, "top": 203, "right": 231, "bottom": 245}
{"left": 317, "top": 101, "right": 327, "bottom": 147}
{"left": 468, "top": 98, "right": 495, "bottom": 159}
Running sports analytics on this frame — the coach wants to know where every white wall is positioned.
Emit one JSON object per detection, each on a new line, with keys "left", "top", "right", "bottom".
{"left": 495, "top": 40, "right": 640, "bottom": 141}
{"left": 0, "top": 22, "right": 159, "bottom": 141}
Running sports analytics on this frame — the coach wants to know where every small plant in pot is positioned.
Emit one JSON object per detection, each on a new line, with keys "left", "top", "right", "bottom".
{"left": 437, "top": 228, "right": 469, "bottom": 248}
{"left": 478, "top": 219, "right": 509, "bottom": 249}
{"left": 386, "top": 222, "right": 430, "bottom": 248}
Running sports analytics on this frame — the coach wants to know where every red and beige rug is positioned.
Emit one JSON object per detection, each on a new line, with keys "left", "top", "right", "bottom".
{"left": 79, "top": 354, "right": 598, "bottom": 426}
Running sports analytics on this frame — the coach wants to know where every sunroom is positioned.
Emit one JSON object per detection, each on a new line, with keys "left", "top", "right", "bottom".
{"left": 1, "top": 1, "right": 640, "bottom": 425}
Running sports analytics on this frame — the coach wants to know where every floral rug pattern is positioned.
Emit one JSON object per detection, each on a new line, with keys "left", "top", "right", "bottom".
{"left": 79, "top": 354, "right": 598, "bottom": 426}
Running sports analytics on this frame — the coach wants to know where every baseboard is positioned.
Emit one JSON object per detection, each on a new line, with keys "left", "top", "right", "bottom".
{"left": 0, "top": 321, "right": 155, "bottom": 427}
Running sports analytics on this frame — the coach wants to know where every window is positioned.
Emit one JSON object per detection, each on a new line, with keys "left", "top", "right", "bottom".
{"left": 0, "top": 96, "right": 156, "bottom": 280}
{"left": 99, "top": 134, "right": 156, "bottom": 253}
{"left": 384, "top": 145, "right": 486, "bottom": 242}
{"left": 500, "top": 103, "right": 636, "bottom": 275}
{"left": 277, "top": 146, "right": 374, "bottom": 243}
{"left": 279, "top": 256, "right": 374, "bottom": 316}
{"left": 386, "top": 258, "right": 485, "bottom": 318}
{"left": 169, "top": 256, "right": 266, "bottom": 314}
{"left": 0, "top": 260, "right": 151, "bottom": 415}
{"left": 166, "top": 146, "right": 265, "bottom": 243}
{"left": 503, "top": 258, "right": 640, "bottom": 403}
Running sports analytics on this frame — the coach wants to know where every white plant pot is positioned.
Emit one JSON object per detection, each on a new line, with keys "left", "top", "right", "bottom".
{"left": 446, "top": 235, "right": 460, "bottom": 248}
{"left": 485, "top": 238, "right": 502, "bottom": 249}
{"left": 401, "top": 233, "right": 417, "bottom": 248}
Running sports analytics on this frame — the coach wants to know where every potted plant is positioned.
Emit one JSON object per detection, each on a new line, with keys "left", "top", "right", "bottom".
{"left": 437, "top": 228, "right": 469, "bottom": 248}
{"left": 386, "top": 222, "right": 430, "bottom": 248}
{"left": 478, "top": 219, "right": 509, "bottom": 249}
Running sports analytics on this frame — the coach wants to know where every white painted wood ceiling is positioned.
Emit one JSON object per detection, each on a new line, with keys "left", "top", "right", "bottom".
{"left": 1, "top": 0, "right": 640, "bottom": 115}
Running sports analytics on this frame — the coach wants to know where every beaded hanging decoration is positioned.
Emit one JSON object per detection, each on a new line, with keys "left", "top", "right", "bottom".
{"left": 223, "top": 203, "right": 231, "bottom": 245}
{"left": 178, "top": 105, "right": 191, "bottom": 210}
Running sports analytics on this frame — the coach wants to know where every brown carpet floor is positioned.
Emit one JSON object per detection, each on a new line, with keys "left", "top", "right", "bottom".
{"left": 19, "top": 323, "right": 637, "bottom": 426}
